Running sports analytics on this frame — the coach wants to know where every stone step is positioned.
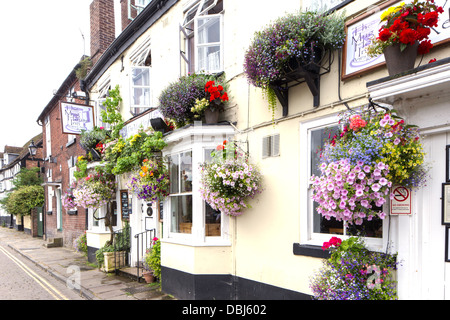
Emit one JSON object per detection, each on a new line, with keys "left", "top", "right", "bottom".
{"left": 43, "top": 237, "right": 63, "bottom": 248}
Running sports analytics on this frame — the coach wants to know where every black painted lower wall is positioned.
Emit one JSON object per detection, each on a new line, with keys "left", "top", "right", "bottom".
{"left": 161, "top": 266, "right": 311, "bottom": 300}
{"left": 87, "top": 246, "right": 99, "bottom": 264}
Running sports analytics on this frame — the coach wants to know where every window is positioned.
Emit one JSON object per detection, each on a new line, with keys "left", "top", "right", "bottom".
{"left": 130, "top": 37, "right": 151, "bottom": 116}
{"left": 300, "top": 115, "right": 384, "bottom": 247}
{"left": 195, "top": 14, "right": 223, "bottom": 73}
{"left": 168, "top": 151, "right": 193, "bottom": 234}
{"left": 204, "top": 148, "right": 221, "bottom": 236}
{"left": 181, "top": 0, "right": 223, "bottom": 74}
{"left": 127, "top": 0, "right": 152, "bottom": 20}
{"left": 96, "top": 76, "right": 111, "bottom": 129}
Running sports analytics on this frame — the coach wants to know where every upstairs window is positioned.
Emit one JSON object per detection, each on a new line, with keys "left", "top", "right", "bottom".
{"left": 130, "top": 37, "right": 152, "bottom": 116}
{"left": 181, "top": 0, "right": 223, "bottom": 74}
{"left": 128, "top": 0, "right": 153, "bottom": 19}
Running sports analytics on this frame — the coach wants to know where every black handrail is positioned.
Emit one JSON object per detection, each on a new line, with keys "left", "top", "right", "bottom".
{"left": 134, "top": 228, "right": 156, "bottom": 281}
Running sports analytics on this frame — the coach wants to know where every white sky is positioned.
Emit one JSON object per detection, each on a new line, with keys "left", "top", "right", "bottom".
{"left": 0, "top": 0, "right": 93, "bottom": 151}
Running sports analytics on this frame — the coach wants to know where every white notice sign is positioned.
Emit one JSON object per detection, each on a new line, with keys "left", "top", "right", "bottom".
{"left": 390, "top": 186, "right": 411, "bottom": 215}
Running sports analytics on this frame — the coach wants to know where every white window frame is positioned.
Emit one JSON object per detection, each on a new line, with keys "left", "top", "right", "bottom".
{"left": 194, "top": 13, "right": 223, "bottom": 73}
{"left": 130, "top": 37, "right": 152, "bottom": 115}
{"left": 162, "top": 124, "right": 234, "bottom": 246}
{"left": 130, "top": 66, "right": 151, "bottom": 115}
{"left": 299, "top": 114, "right": 387, "bottom": 251}
{"left": 180, "top": 0, "right": 223, "bottom": 74}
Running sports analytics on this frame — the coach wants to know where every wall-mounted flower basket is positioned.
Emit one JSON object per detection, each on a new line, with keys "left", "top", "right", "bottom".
{"left": 243, "top": 10, "right": 346, "bottom": 118}
{"left": 269, "top": 48, "right": 332, "bottom": 116}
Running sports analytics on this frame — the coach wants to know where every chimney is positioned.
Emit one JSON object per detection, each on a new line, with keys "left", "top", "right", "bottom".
{"left": 120, "top": 0, "right": 137, "bottom": 31}
{"left": 90, "top": 0, "right": 116, "bottom": 67}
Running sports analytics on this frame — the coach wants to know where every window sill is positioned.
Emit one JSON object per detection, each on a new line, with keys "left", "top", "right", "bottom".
{"left": 163, "top": 237, "right": 231, "bottom": 247}
{"left": 293, "top": 243, "right": 330, "bottom": 259}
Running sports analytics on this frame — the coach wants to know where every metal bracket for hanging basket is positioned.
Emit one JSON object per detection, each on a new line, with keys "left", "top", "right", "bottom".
{"left": 269, "top": 50, "right": 332, "bottom": 117}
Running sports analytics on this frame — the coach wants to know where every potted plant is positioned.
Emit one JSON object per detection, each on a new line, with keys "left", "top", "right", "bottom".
{"left": 158, "top": 73, "right": 229, "bottom": 127}
{"left": 311, "top": 108, "right": 429, "bottom": 225}
{"left": 191, "top": 80, "right": 229, "bottom": 124}
{"left": 243, "top": 10, "right": 346, "bottom": 116}
{"left": 147, "top": 237, "right": 161, "bottom": 281}
{"left": 142, "top": 246, "right": 156, "bottom": 283}
{"left": 199, "top": 140, "right": 263, "bottom": 217}
{"left": 367, "top": 0, "right": 444, "bottom": 75}
{"left": 79, "top": 126, "right": 108, "bottom": 160}
{"left": 127, "top": 159, "right": 170, "bottom": 202}
{"left": 310, "top": 236, "right": 399, "bottom": 300}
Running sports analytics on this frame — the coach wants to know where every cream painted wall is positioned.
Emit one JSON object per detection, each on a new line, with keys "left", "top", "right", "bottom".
{"left": 86, "top": 0, "right": 450, "bottom": 297}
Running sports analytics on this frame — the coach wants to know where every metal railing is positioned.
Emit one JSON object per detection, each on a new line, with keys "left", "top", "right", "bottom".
{"left": 134, "top": 228, "right": 156, "bottom": 282}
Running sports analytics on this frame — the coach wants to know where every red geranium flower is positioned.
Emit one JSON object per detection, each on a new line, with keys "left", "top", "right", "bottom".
{"left": 419, "top": 11, "right": 439, "bottom": 27}
{"left": 378, "top": 28, "right": 392, "bottom": 41}
{"left": 418, "top": 40, "right": 433, "bottom": 55}
{"left": 399, "top": 28, "right": 418, "bottom": 44}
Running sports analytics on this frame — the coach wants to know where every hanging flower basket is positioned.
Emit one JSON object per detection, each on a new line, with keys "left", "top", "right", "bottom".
{"left": 72, "top": 169, "right": 116, "bottom": 210}
{"left": 199, "top": 141, "right": 262, "bottom": 217}
{"left": 127, "top": 159, "right": 170, "bottom": 202}
{"left": 311, "top": 108, "right": 429, "bottom": 225}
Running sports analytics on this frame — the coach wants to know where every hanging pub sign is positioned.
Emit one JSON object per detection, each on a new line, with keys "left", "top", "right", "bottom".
{"left": 390, "top": 185, "right": 412, "bottom": 215}
{"left": 342, "top": 0, "right": 450, "bottom": 80}
{"left": 60, "top": 102, "right": 95, "bottom": 135}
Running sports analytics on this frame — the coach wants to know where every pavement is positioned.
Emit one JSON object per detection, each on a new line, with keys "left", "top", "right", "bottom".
{"left": 0, "top": 226, "right": 175, "bottom": 300}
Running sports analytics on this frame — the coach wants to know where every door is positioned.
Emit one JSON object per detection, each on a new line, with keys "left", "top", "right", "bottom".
{"left": 37, "top": 207, "right": 43, "bottom": 237}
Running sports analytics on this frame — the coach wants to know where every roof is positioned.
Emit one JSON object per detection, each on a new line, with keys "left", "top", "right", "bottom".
{"left": 83, "top": 0, "right": 178, "bottom": 90}
{"left": 4, "top": 146, "right": 23, "bottom": 155}
{"left": 36, "top": 55, "right": 89, "bottom": 124}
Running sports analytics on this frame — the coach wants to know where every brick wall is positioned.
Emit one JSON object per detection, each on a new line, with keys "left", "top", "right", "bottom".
{"left": 41, "top": 76, "right": 89, "bottom": 247}
{"left": 90, "top": 0, "right": 116, "bottom": 66}
{"left": 120, "top": 0, "right": 136, "bottom": 31}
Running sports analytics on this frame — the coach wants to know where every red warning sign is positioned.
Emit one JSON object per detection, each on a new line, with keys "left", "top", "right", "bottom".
{"left": 391, "top": 186, "right": 411, "bottom": 215}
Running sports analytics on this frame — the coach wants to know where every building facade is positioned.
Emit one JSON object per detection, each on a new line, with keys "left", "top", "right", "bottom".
{"left": 75, "top": 0, "right": 450, "bottom": 299}
{"left": 36, "top": 60, "right": 91, "bottom": 247}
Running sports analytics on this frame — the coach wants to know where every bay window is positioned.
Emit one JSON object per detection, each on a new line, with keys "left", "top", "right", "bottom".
{"left": 163, "top": 124, "right": 234, "bottom": 244}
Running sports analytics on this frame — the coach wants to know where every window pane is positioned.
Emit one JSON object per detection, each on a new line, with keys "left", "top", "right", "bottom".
{"left": 310, "top": 126, "right": 339, "bottom": 177}
{"left": 180, "top": 151, "right": 192, "bottom": 193}
{"left": 133, "top": 87, "right": 150, "bottom": 106}
{"left": 197, "top": 45, "right": 221, "bottom": 71}
{"left": 205, "top": 203, "right": 221, "bottom": 236}
{"left": 197, "top": 17, "right": 220, "bottom": 44}
{"left": 169, "top": 154, "right": 179, "bottom": 194}
{"left": 204, "top": 148, "right": 220, "bottom": 237}
{"left": 132, "top": 68, "right": 149, "bottom": 86}
{"left": 170, "top": 195, "right": 192, "bottom": 234}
